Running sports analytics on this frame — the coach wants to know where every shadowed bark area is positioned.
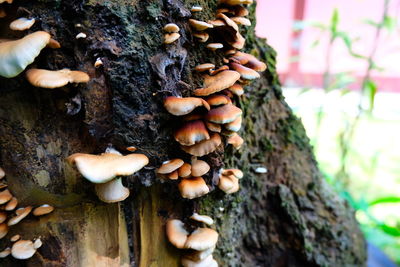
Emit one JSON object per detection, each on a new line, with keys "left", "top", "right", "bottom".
{"left": 0, "top": 0, "right": 366, "bottom": 266}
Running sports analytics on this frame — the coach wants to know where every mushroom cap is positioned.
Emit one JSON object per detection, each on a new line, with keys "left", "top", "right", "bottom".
{"left": 5, "top": 197, "right": 18, "bottom": 211}
{"left": 205, "top": 121, "right": 221, "bottom": 133}
{"left": 231, "top": 17, "right": 251, "bottom": 26}
{"left": 191, "top": 159, "right": 210, "bottom": 177}
{"left": 178, "top": 177, "right": 209, "bottom": 199}
{"left": 209, "top": 65, "right": 229, "bottom": 76}
{"left": 189, "top": 19, "right": 213, "bottom": 31}
{"left": 191, "top": 6, "right": 203, "bottom": 12}
{"left": 194, "top": 70, "right": 241, "bottom": 96}
{"left": 190, "top": 213, "right": 214, "bottom": 225}
{"left": 227, "top": 133, "right": 244, "bottom": 149}
{"left": 10, "top": 234, "right": 20, "bottom": 242}
{"left": 0, "top": 212, "right": 7, "bottom": 224}
{"left": 166, "top": 219, "right": 189, "bottom": 249}
{"left": 11, "top": 240, "right": 36, "bottom": 260}
{"left": 206, "top": 104, "right": 242, "bottom": 124}
{"left": 206, "top": 95, "right": 232, "bottom": 106}
{"left": 0, "top": 189, "right": 12, "bottom": 205}
{"left": 207, "top": 19, "right": 226, "bottom": 27}
{"left": 76, "top": 32, "right": 87, "bottom": 39}
{"left": 174, "top": 120, "right": 210, "bottom": 146}
{"left": 8, "top": 206, "right": 32, "bottom": 226}
{"left": 167, "top": 170, "right": 179, "bottom": 180}
{"left": 178, "top": 163, "right": 192, "bottom": 178}
{"left": 67, "top": 152, "right": 149, "bottom": 184}
{"left": 224, "top": 115, "right": 242, "bottom": 132}
{"left": 33, "top": 204, "right": 54, "bottom": 216}
{"left": 0, "top": 167, "right": 4, "bottom": 179}
{"left": 216, "top": 13, "right": 239, "bottom": 32}
{"left": 47, "top": 38, "right": 61, "bottom": 49}
{"left": 164, "top": 96, "right": 210, "bottom": 116}
{"left": 33, "top": 238, "right": 42, "bottom": 249}
{"left": 206, "top": 43, "right": 223, "bottom": 51}
{"left": 218, "top": 175, "right": 239, "bottom": 194}
{"left": 9, "top": 18, "right": 35, "bottom": 31}
{"left": 233, "top": 5, "right": 249, "bottom": 16}
{"left": 230, "top": 62, "right": 260, "bottom": 80}
{"left": 222, "top": 168, "right": 243, "bottom": 179}
{"left": 163, "top": 23, "right": 180, "bottom": 33}
{"left": 0, "top": 223, "right": 8, "bottom": 239}
{"left": 164, "top": 33, "right": 181, "bottom": 44}
{"left": 0, "top": 31, "right": 51, "bottom": 78}
{"left": 157, "top": 159, "right": 184, "bottom": 174}
{"left": 181, "top": 133, "right": 222, "bottom": 157}
{"left": 192, "top": 32, "right": 209, "bottom": 43}
{"left": 231, "top": 51, "right": 267, "bottom": 72}
{"left": 184, "top": 246, "right": 215, "bottom": 262}
{"left": 195, "top": 63, "right": 215, "bottom": 72}
{"left": 184, "top": 228, "right": 218, "bottom": 251}
{"left": 0, "top": 7, "right": 6, "bottom": 18}
{"left": 182, "top": 254, "right": 218, "bottom": 267}
{"left": 95, "top": 178, "right": 130, "bottom": 203}
{"left": 228, "top": 83, "right": 244, "bottom": 96}
{"left": 26, "top": 68, "right": 90, "bottom": 89}
{"left": 0, "top": 247, "right": 11, "bottom": 258}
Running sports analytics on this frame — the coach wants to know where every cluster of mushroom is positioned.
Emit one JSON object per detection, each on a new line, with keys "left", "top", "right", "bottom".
{"left": 166, "top": 213, "right": 218, "bottom": 267}
{"left": 0, "top": 168, "right": 53, "bottom": 260}
{"left": 67, "top": 148, "right": 149, "bottom": 203}
{"left": 163, "top": 23, "right": 181, "bottom": 44}
{"left": 0, "top": 1, "right": 89, "bottom": 89}
{"left": 0, "top": 236, "right": 43, "bottom": 260}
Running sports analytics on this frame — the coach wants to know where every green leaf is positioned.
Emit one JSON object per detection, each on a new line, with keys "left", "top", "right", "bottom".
{"left": 330, "top": 8, "right": 340, "bottom": 35}
{"left": 379, "top": 224, "right": 400, "bottom": 237}
{"left": 364, "top": 79, "right": 377, "bottom": 111}
{"left": 383, "top": 15, "right": 396, "bottom": 32}
{"left": 370, "top": 196, "right": 400, "bottom": 206}
{"left": 363, "top": 19, "right": 380, "bottom": 27}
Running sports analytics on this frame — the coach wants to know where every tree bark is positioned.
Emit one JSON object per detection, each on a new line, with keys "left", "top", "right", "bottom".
{"left": 0, "top": 0, "right": 366, "bottom": 266}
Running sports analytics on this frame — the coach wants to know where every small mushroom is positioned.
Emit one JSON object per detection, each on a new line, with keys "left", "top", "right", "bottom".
{"left": 218, "top": 174, "right": 239, "bottom": 194}
{"left": 230, "top": 62, "right": 260, "bottom": 80}
{"left": 191, "top": 6, "right": 203, "bottom": 12}
{"left": 194, "top": 70, "right": 240, "bottom": 96}
{"left": 206, "top": 43, "right": 223, "bottom": 51}
{"left": 206, "top": 104, "right": 242, "bottom": 124}
{"left": 0, "top": 7, "right": 6, "bottom": 18}
{"left": 167, "top": 170, "right": 179, "bottom": 180}
{"left": 5, "top": 197, "right": 17, "bottom": 211}
{"left": 178, "top": 177, "right": 209, "bottom": 199}
{"left": 164, "top": 33, "right": 181, "bottom": 44}
{"left": 231, "top": 17, "right": 251, "bottom": 26}
{"left": 195, "top": 63, "right": 215, "bottom": 72}
{"left": 33, "top": 204, "right": 54, "bottom": 216}
{"left": 9, "top": 18, "right": 35, "bottom": 31}
{"left": 10, "top": 234, "right": 20, "bottom": 242}
{"left": 95, "top": 178, "right": 130, "bottom": 203}
{"left": 207, "top": 19, "right": 225, "bottom": 27}
{"left": 8, "top": 206, "right": 32, "bottom": 226}
{"left": 0, "top": 189, "right": 12, "bottom": 205}
{"left": 227, "top": 133, "right": 244, "bottom": 149}
{"left": 189, "top": 19, "right": 213, "bottom": 31}
{"left": 0, "top": 247, "right": 10, "bottom": 258}
{"left": 205, "top": 121, "right": 221, "bottom": 133}
{"left": 0, "top": 167, "right": 4, "bottom": 179}
{"left": 181, "top": 133, "right": 222, "bottom": 157}
{"left": 26, "top": 69, "right": 90, "bottom": 89}
{"left": 224, "top": 115, "right": 242, "bottom": 132}
{"left": 0, "top": 212, "right": 7, "bottom": 224}
{"left": 164, "top": 96, "right": 210, "bottom": 116}
{"left": 47, "top": 38, "right": 61, "bottom": 49}
{"left": 182, "top": 254, "right": 218, "bottom": 267}
{"left": 157, "top": 159, "right": 184, "bottom": 174}
{"left": 191, "top": 158, "right": 210, "bottom": 177}
{"left": 94, "top": 58, "right": 103, "bottom": 68}
{"left": 205, "top": 95, "right": 232, "bottom": 106}
{"left": 192, "top": 32, "right": 209, "bottom": 43}
{"left": 178, "top": 163, "right": 191, "bottom": 178}
{"left": 75, "top": 32, "right": 87, "bottom": 39}
{"left": 11, "top": 240, "right": 37, "bottom": 259}
{"left": 228, "top": 83, "right": 244, "bottom": 96}
{"left": 174, "top": 120, "right": 210, "bottom": 146}
{"left": 209, "top": 65, "right": 229, "bottom": 76}
{"left": 163, "top": 23, "right": 180, "bottom": 33}
{"left": 166, "top": 219, "right": 189, "bottom": 249}
{"left": 190, "top": 213, "right": 214, "bottom": 225}
{"left": 222, "top": 169, "right": 243, "bottom": 179}
{"left": 0, "top": 223, "right": 8, "bottom": 239}
{"left": 184, "top": 228, "right": 218, "bottom": 251}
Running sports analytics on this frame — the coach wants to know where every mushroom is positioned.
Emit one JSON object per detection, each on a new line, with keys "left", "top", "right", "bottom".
{"left": 255, "top": 167, "right": 267, "bottom": 174}
{"left": 181, "top": 133, "right": 222, "bottom": 157}
{"left": 182, "top": 254, "right": 218, "bottom": 267}
{"left": 9, "top": 18, "right": 35, "bottom": 31}
{"left": 163, "top": 23, "right": 180, "bottom": 33}
{"left": 0, "top": 212, "right": 6, "bottom": 223}
{"left": 5, "top": 197, "right": 17, "bottom": 211}
{"left": 157, "top": 159, "right": 184, "bottom": 174}
{"left": 164, "top": 96, "right": 210, "bottom": 116}
{"left": 191, "top": 158, "right": 210, "bottom": 177}
{"left": 95, "top": 178, "right": 130, "bottom": 203}
{"left": 0, "top": 247, "right": 10, "bottom": 258}
{"left": 192, "top": 32, "right": 209, "bottom": 43}
{"left": 209, "top": 65, "right": 229, "bottom": 76}
{"left": 0, "top": 31, "right": 51, "bottom": 78}
{"left": 233, "top": 5, "right": 249, "bottom": 17}
{"left": 207, "top": 19, "right": 225, "bottom": 27}
{"left": 191, "top": 6, "right": 203, "bottom": 12}
{"left": 0, "top": 223, "right": 8, "bottom": 239}
{"left": 126, "top": 146, "right": 137, "bottom": 152}
{"left": 189, "top": 19, "right": 213, "bottom": 31}
{"left": 174, "top": 120, "right": 210, "bottom": 146}
{"left": 224, "top": 115, "right": 242, "bottom": 132}
{"left": 206, "top": 43, "right": 223, "bottom": 51}
{"left": 178, "top": 163, "right": 191, "bottom": 178}
{"left": 178, "top": 177, "right": 209, "bottom": 199}
{"left": 0, "top": 189, "right": 12, "bottom": 205}
{"left": 26, "top": 68, "right": 90, "bottom": 89}
{"left": 166, "top": 219, "right": 189, "bottom": 249}
{"left": 205, "top": 121, "right": 221, "bottom": 133}
{"left": 218, "top": 174, "right": 239, "bottom": 194}
{"left": 11, "top": 239, "right": 37, "bottom": 259}
{"left": 195, "top": 63, "right": 215, "bottom": 72}
{"left": 230, "top": 62, "right": 260, "bottom": 80}
{"left": 222, "top": 168, "right": 243, "bottom": 179}
{"left": 205, "top": 95, "right": 232, "bottom": 106}
{"left": 10, "top": 234, "right": 20, "bottom": 242}
{"left": 227, "top": 133, "right": 244, "bottom": 149}
{"left": 32, "top": 204, "right": 54, "bottom": 216}
{"left": 167, "top": 170, "right": 179, "bottom": 180}
{"left": 0, "top": 7, "right": 6, "bottom": 18}
{"left": 47, "top": 38, "right": 61, "bottom": 49}
{"left": 76, "top": 32, "right": 87, "bottom": 39}
{"left": 164, "top": 33, "right": 181, "bottom": 44}
{"left": 228, "top": 83, "right": 244, "bottom": 96}
{"left": 0, "top": 0, "right": 13, "bottom": 3}
{"left": 94, "top": 58, "right": 103, "bottom": 68}
{"left": 67, "top": 152, "right": 149, "bottom": 184}
{"left": 190, "top": 213, "right": 214, "bottom": 225}
{"left": 0, "top": 167, "right": 4, "bottom": 179}
{"left": 206, "top": 104, "right": 242, "bottom": 124}
{"left": 184, "top": 228, "right": 218, "bottom": 251}
{"left": 194, "top": 70, "right": 241, "bottom": 96}
{"left": 231, "top": 17, "right": 251, "bottom": 26}
{"left": 230, "top": 51, "right": 267, "bottom": 72}
{"left": 8, "top": 206, "right": 32, "bottom": 226}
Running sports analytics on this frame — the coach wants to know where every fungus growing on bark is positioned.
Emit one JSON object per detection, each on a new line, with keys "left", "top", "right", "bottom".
{"left": 255, "top": 167, "right": 267, "bottom": 173}
{"left": 205, "top": 121, "right": 221, "bottom": 133}
{"left": 228, "top": 83, "right": 244, "bottom": 96}
{"left": 164, "top": 33, "right": 181, "bottom": 44}
{"left": 67, "top": 152, "right": 149, "bottom": 184}
{"left": 191, "top": 6, "right": 203, "bottom": 12}
{"left": 218, "top": 174, "right": 239, "bottom": 194}
{"left": 0, "top": 7, "right": 6, "bottom": 18}
{"left": 207, "top": 19, "right": 225, "bottom": 27}
{"left": 189, "top": 19, "right": 213, "bottom": 31}
{"left": 230, "top": 62, "right": 260, "bottom": 80}
{"left": 0, "top": 223, "right": 8, "bottom": 239}
{"left": 174, "top": 120, "right": 210, "bottom": 146}
{"left": 195, "top": 63, "right": 215, "bottom": 72}
{"left": 9, "top": 18, "right": 35, "bottom": 31}
{"left": 0, "top": 189, "right": 12, "bottom": 204}
{"left": 32, "top": 204, "right": 54, "bottom": 216}
{"left": 178, "top": 177, "right": 209, "bottom": 199}
{"left": 26, "top": 68, "right": 90, "bottom": 89}
{"left": 190, "top": 213, "right": 214, "bottom": 225}
{"left": 231, "top": 17, "right": 251, "bottom": 26}
{"left": 0, "top": 31, "right": 50, "bottom": 78}
{"left": 191, "top": 158, "right": 210, "bottom": 177}
{"left": 0, "top": 168, "right": 4, "bottom": 179}
{"left": 0, "top": 212, "right": 6, "bottom": 223}
{"left": 182, "top": 254, "right": 218, "bottom": 267}
{"left": 8, "top": 206, "right": 32, "bottom": 226}
{"left": 94, "top": 58, "right": 103, "bottom": 68}
{"left": 227, "top": 133, "right": 244, "bottom": 149}
{"left": 206, "top": 43, "right": 223, "bottom": 51}
{"left": 167, "top": 170, "right": 179, "bottom": 180}
{"left": 0, "top": 247, "right": 10, "bottom": 258}
{"left": 178, "top": 163, "right": 192, "bottom": 178}
{"left": 164, "top": 96, "right": 210, "bottom": 116}
{"left": 163, "top": 23, "right": 180, "bottom": 33}
{"left": 224, "top": 115, "right": 242, "bottom": 132}
{"left": 11, "top": 239, "right": 37, "bottom": 259}
{"left": 166, "top": 219, "right": 189, "bottom": 249}
{"left": 206, "top": 95, "right": 231, "bottom": 106}
{"left": 194, "top": 71, "right": 240, "bottom": 96}
{"left": 209, "top": 65, "right": 229, "bottom": 76}
{"left": 230, "top": 51, "right": 267, "bottom": 71}
{"left": 192, "top": 32, "right": 209, "bottom": 42}
{"left": 181, "top": 133, "right": 222, "bottom": 157}
{"left": 95, "top": 178, "right": 130, "bottom": 203}
{"left": 222, "top": 168, "right": 243, "bottom": 179}
{"left": 206, "top": 104, "right": 242, "bottom": 124}
{"left": 184, "top": 228, "right": 219, "bottom": 251}
{"left": 10, "top": 234, "right": 20, "bottom": 242}
{"left": 5, "top": 197, "right": 17, "bottom": 211}
{"left": 156, "top": 159, "right": 184, "bottom": 174}
{"left": 75, "top": 32, "right": 86, "bottom": 39}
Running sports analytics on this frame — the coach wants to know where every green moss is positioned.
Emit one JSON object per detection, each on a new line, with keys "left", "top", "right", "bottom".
{"left": 277, "top": 113, "right": 310, "bottom": 149}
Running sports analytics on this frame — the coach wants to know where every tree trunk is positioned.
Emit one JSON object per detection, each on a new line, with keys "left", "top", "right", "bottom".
{"left": 0, "top": 0, "right": 366, "bottom": 266}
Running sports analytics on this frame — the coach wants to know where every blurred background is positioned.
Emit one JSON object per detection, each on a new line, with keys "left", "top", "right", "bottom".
{"left": 256, "top": 0, "right": 400, "bottom": 265}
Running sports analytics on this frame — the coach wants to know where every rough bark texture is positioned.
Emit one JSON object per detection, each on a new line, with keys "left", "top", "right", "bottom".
{"left": 0, "top": 0, "right": 366, "bottom": 266}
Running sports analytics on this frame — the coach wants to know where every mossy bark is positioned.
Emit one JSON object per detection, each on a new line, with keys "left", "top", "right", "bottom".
{"left": 0, "top": 0, "right": 366, "bottom": 266}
